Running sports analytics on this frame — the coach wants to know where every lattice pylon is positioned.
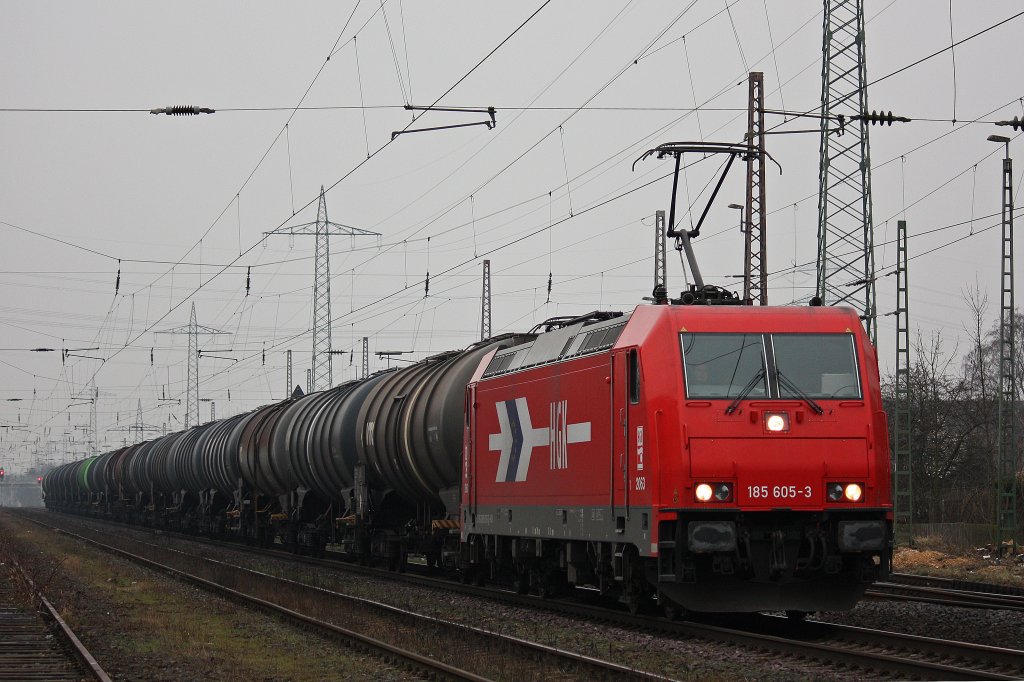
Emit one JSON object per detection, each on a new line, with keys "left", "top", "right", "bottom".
{"left": 265, "top": 187, "right": 380, "bottom": 392}
{"left": 816, "top": 0, "right": 876, "bottom": 343}
{"left": 312, "top": 189, "right": 332, "bottom": 391}
{"left": 187, "top": 304, "right": 198, "bottom": 427}
{"left": 744, "top": 71, "right": 767, "bottom": 305}
{"left": 481, "top": 260, "right": 491, "bottom": 341}
{"left": 996, "top": 153, "right": 1017, "bottom": 551}
{"left": 156, "top": 302, "right": 228, "bottom": 430}
{"left": 654, "top": 211, "right": 667, "bottom": 294}
{"left": 362, "top": 337, "right": 369, "bottom": 379}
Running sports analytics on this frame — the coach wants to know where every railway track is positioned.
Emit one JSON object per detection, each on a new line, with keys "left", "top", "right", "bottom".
{"left": 18, "top": 510, "right": 1024, "bottom": 680}
{"left": 865, "top": 572, "right": 1024, "bottom": 611}
{"left": 0, "top": 558, "right": 111, "bottom": 682}
{"left": 10, "top": 510, "right": 665, "bottom": 682}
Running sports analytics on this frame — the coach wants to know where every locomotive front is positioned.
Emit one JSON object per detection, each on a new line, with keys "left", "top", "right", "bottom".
{"left": 656, "top": 305, "right": 893, "bottom": 613}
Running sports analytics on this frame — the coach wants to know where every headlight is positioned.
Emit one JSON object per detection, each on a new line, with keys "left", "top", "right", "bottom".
{"left": 827, "top": 482, "right": 864, "bottom": 503}
{"left": 764, "top": 412, "right": 790, "bottom": 433}
{"left": 694, "top": 482, "right": 733, "bottom": 503}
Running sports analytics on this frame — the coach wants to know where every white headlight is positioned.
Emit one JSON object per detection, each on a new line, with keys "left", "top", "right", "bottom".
{"left": 844, "top": 483, "right": 863, "bottom": 502}
{"left": 695, "top": 483, "right": 714, "bottom": 502}
{"left": 764, "top": 412, "right": 790, "bottom": 432}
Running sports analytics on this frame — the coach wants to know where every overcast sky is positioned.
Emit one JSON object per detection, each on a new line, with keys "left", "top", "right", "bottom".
{"left": 1, "top": 1, "right": 1022, "bottom": 473}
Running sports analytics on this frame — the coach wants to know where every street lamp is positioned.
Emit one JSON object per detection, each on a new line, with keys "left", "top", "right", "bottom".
{"left": 728, "top": 203, "right": 745, "bottom": 233}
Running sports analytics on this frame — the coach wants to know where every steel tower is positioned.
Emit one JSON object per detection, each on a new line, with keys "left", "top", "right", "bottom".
{"left": 266, "top": 187, "right": 379, "bottom": 392}
{"left": 816, "top": 0, "right": 876, "bottom": 343}
{"left": 157, "top": 303, "right": 227, "bottom": 429}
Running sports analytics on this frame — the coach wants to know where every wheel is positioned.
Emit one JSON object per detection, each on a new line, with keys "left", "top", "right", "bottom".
{"left": 663, "top": 602, "right": 686, "bottom": 621}
{"left": 512, "top": 574, "right": 529, "bottom": 594}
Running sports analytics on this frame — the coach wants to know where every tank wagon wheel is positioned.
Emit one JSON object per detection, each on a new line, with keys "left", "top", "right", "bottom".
{"left": 512, "top": 569, "right": 529, "bottom": 595}
{"left": 661, "top": 594, "right": 687, "bottom": 621}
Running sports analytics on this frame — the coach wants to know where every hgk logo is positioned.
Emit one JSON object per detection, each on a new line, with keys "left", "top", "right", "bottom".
{"left": 489, "top": 398, "right": 591, "bottom": 482}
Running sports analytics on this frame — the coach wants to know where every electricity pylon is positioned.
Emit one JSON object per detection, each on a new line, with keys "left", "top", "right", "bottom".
{"left": 816, "top": 0, "right": 876, "bottom": 343}
{"left": 266, "top": 187, "right": 379, "bottom": 392}
{"left": 157, "top": 303, "right": 228, "bottom": 428}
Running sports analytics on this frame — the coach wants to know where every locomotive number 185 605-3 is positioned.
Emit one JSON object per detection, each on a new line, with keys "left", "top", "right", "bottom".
{"left": 747, "top": 485, "right": 813, "bottom": 499}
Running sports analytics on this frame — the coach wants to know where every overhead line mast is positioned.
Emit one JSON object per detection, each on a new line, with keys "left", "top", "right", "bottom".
{"left": 893, "top": 220, "right": 912, "bottom": 535}
{"left": 744, "top": 72, "right": 767, "bottom": 305}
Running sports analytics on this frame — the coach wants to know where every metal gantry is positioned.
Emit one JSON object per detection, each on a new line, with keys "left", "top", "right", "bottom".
{"left": 481, "top": 259, "right": 492, "bottom": 341}
{"left": 995, "top": 149, "right": 1017, "bottom": 551}
{"left": 265, "top": 187, "right": 379, "bottom": 392}
{"left": 893, "top": 219, "right": 912, "bottom": 533}
{"left": 816, "top": 0, "right": 877, "bottom": 343}
{"left": 744, "top": 71, "right": 767, "bottom": 305}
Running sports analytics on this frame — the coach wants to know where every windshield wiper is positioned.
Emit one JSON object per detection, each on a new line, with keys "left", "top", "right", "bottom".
{"left": 776, "top": 372, "right": 824, "bottom": 415}
{"left": 725, "top": 368, "right": 765, "bottom": 415}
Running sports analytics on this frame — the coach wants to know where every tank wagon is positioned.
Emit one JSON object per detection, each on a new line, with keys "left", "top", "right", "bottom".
{"left": 44, "top": 302, "right": 892, "bottom": 615}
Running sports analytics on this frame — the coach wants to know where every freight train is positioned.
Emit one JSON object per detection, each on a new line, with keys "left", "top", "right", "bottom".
{"left": 43, "top": 300, "right": 892, "bottom": 616}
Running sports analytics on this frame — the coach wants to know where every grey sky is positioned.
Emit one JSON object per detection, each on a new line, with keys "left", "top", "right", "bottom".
{"left": 1, "top": 1, "right": 1022, "bottom": 472}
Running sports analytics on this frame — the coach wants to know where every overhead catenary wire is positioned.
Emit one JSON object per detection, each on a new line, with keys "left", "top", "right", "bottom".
{"left": 8, "top": 5, "right": 1015, "bottom": 448}
{"left": 18, "top": 1, "right": 556, "bottom": 439}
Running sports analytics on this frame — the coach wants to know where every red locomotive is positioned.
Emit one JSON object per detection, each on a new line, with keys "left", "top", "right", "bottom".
{"left": 462, "top": 303, "right": 892, "bottom": 615}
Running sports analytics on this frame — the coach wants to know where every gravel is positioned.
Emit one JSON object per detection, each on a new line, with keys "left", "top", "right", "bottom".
{"left": 813, "top": 598, "right": 1024, "bottom": 651}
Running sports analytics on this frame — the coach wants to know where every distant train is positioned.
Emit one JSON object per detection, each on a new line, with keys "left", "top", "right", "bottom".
{"left": 44, "top": 300, "right": 892, "bottom": 615}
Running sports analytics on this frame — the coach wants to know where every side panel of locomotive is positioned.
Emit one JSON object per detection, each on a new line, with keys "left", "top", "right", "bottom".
{"left": 463, "top": 314, "right": 655, "bottom": 554}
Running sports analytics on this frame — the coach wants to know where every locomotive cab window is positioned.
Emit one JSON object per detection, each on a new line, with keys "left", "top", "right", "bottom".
{"left": 681, "top": 333, "right": 767, "bottom": 399}
{"left": 771, "top": 333, "right": 861, "bottom": 399}
{"left": 681, "top": 332, "right": 861, "bottom": 401}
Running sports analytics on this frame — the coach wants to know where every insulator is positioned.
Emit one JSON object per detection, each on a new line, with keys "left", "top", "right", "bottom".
{"left": 425, "top": 272, "right": 430, "bottom": 298}
{"left": 245, "top": 266, "right": 251, "bottom": 296}
{"left": 996, "top": 116, "right": 1024, "bottom": 131}
{"left": 150, "top": 105, "right": 215, "bottom": 116}
{"left": 171, "top": 105, "right": 208, "bottom": 116}
{"left": 115, "top": 261, "right": 121, "bottom": 294}
{"left": 858, "top": 110, "right": 909, "bottom": 126}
